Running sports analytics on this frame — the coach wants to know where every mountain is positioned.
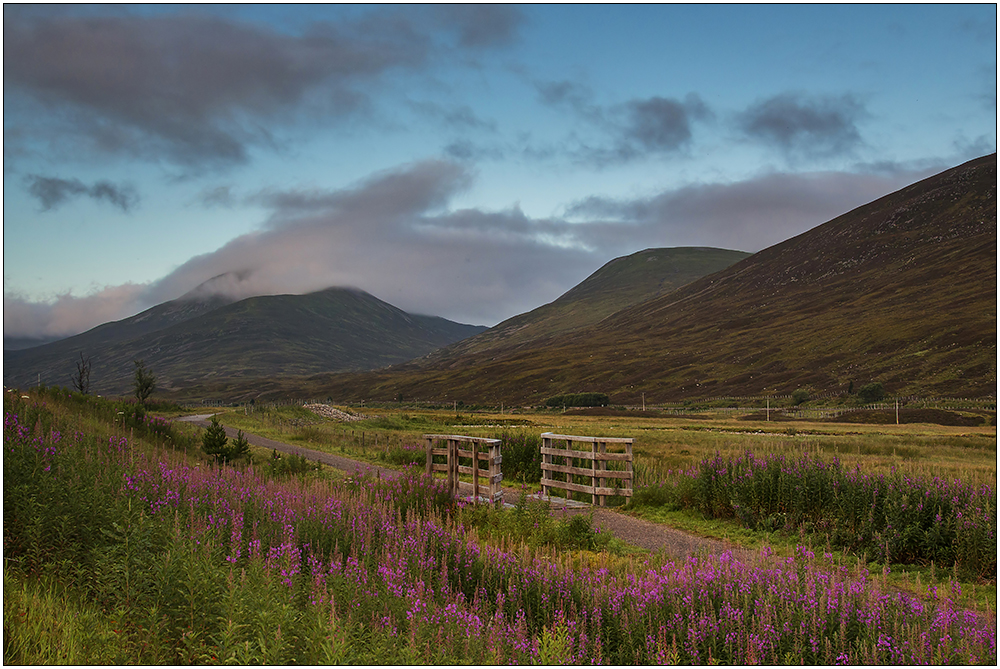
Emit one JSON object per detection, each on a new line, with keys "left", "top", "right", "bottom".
{"left": 281, "top": 153, "right": 996, "bottom": 404}
{"left": 4, "top": 336, "right": 60, "bottom": 351}
{"left": 3, "top": 288, "right": 486, "bottom": 395}
{"left": 417, "top": 247, "right": 750, "bottom": 364}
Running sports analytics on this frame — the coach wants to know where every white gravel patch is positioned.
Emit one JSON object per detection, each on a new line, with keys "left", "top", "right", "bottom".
{"left": 304, "top": 403, "right": 370, "bottom": 422}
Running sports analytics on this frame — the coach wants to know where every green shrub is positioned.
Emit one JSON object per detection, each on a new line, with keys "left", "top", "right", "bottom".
{"left": 544, "top": 392, "right": 610, "bottom": 409}
{"left": 858, "top": 382, "right": 886, "bottom": 403}
{"left": 493, "top": 431, "right": 542, "bottom": 483}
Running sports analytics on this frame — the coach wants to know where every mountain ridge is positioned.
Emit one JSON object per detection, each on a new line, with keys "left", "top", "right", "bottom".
{"left": 415, "top": 246, "right": 750, "bottom": 367}
{"left": 3, "top": 287, "right": 486, "bottom": 395}
{"left": 245, "top": 153, "right": 996, "bottom": 404}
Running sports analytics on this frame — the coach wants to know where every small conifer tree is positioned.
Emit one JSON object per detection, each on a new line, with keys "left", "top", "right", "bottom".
{"left": 202, "top": 417, "right": 250, "bottom": 464}
{"left": 202, "top": 416, "right": 229, "bottom": 463}
{"left": 231, "top": 429, "right": 250, "bottom": 461}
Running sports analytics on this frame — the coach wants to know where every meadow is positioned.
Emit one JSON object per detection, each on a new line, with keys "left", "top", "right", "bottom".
{"left": 4, "top": 389, "right": 996, "bottom": 664}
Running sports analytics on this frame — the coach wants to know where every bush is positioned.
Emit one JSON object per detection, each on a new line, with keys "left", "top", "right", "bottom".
{"left": 858, "top": 382, "right": 886, "bottom": 403}
{"left": 791, "top": 389, "right": 810, "bottom": 406}
{"left": 494, "top": 431, "right": 542, "bottom": 483}
{"left": 656, "top": 450, "right": 996, "bottom": 578}
{"left": 544, "top": 393, "right": 610, "bottom": 409}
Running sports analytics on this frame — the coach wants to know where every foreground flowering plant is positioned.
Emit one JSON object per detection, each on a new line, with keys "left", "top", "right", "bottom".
{"left": 5, "top": 399, "right": 997, "bottom": 665}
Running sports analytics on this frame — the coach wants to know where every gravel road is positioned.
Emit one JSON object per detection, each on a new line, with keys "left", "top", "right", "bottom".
{"left": 176, "top": 414, "right": 737, "bottom": 558}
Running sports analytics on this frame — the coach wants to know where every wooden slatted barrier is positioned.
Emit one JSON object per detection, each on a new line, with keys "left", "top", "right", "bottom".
{"left": 540, "top": 432, "right": 633, "bottom": 506}
{"left": 424, "top": 434, "right": 503, "bottom": 506}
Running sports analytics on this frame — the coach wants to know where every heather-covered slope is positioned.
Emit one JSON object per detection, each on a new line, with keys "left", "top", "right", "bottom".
{"left": 4, "top": 288, "right": 486, "bottom": 395}
{"left": 417, "top": 247, "right": 749, "bottom": 364}
{"left": 294, "top": 154, "right": 996, "bottom": 404}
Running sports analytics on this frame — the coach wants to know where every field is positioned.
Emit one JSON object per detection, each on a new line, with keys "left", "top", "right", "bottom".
{"left": 4, "top": 388, "right": 996, "bottom": 664}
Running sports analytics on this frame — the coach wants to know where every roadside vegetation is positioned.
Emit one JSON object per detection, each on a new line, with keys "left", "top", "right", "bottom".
{"left": 5, "top": 387, "right": 996, "bottom": 664}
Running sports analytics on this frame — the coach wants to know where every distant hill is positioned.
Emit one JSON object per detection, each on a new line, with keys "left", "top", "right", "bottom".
{"left": 417, "top": 247, "right": 749, "bottom": 364}
{"left": 275, "top": 153, "right": 996, "bottom": 405}
{"left": 3, "top": 288, "right": 486, "bottom": 395}
{"left": 4, "top": 336, "right": 59, "bottom": 351}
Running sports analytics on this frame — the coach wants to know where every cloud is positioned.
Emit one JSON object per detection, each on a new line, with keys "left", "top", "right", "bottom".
{"left": 196, "top": 185, "right": 238, "bottom": 208}
{"left": 4, "top": 159, "right": 938, "bottom": 339}
{"left": 617, "top": 94, "right": 712, "bottom": 156}
{"left": 534, "top": 79, "right": 604, "bottom": 122}
{"left": 532, "top": 80, "right": 712, "bottom": 164}
{"left": 25, "top": 174, "right": 138, "bottom": 211}
{"left": 3, "top": 8, "right": 518, "bottom": 169}
{"left": 565, "top": 167, "right": 934, "bottom": 253}
{"left": 737, "top": 92, "right": 866, "bottom": 156}
{"left": 138, "top": 159, "right": 590, "bottom": 325}
{"left": 3, "top": 283, "right": 149, "bottom": 339}
{"left": 406, "top": 100, "right": 498, "bottom": 132}
{"left": 433, "top": 4, "right": 524, "bottom": 49}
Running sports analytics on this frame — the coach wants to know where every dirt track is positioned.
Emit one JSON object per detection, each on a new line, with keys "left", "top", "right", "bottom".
{"left": 176, "top": 414, "right": 737, "bottom": 557}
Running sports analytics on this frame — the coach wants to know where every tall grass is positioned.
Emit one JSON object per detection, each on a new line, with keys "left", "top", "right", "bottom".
{"left": 492, "top": 430, "right": 542, "bottom": 484}
{"left": 631, "top": 450, "right": 996, "bottom": 578}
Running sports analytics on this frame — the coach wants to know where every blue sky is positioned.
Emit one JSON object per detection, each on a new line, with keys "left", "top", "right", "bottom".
{"left": 4, "top": 4, "right": 996, "bottom": 339}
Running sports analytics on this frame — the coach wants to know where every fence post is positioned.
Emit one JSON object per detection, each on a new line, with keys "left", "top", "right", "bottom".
{"left": 595, "top": 440, "right": 607, "bottom": 507}
{"left": 425, "top": 437, "right": 432, "bottom": 476}
{"left": 625, "top": 441, "right": 633, "bottom": 499}
{"left": 591, "top": 439, "right": 599, "bottom": 506}
{"left": 472, "top": 439, "right": 480, "bottom": 501}
{"left": 490, "top": 440, "right": 502, "bottom": 507}
{"left": 447, "top": 438, "right": 456, "bottom": 496}
{"left": 542, "top": 434, "right": 552, "bottom": 499}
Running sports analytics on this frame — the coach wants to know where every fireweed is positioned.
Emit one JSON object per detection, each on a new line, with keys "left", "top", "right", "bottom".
{"left": 4, "top": 400, "right": 996, "bottom": 665}
{"left": 636, "top": 450, "right": 996, "bottom": 578}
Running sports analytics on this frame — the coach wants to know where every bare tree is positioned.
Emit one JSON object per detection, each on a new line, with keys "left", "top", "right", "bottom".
{"left": 71, "top": 352, "right": 92, "bottom": 394}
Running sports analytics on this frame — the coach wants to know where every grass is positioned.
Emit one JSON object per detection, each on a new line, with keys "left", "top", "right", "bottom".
{"left": 3, "top": 571, "right": 126, "bottom": 665}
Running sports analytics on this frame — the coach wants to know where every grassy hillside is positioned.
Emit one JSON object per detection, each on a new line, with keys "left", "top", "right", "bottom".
{"left": 251, "top": 154, "right": 996, "bottom": 405}
{"left": 418, "top": 247, "right": 749, "bottom": 363}
{"left": 3, "top": 288, "right": 485, "bottom": 396}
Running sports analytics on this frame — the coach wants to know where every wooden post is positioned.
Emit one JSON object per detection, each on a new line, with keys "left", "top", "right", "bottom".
{"left": 447, "top": 438, "right": 455, "bottom": 496}
{"left": 491, "top": 440, "right": 502, "bottom": 507}
{"left": 542, "top": 434, "right": 552, "bottom": 499}
{"left": 597, "top": 440, "right": 607, "bottom": 506}
{"left": 625, "top": 441, "right": 633, "bottom": 498}
{"left": 425, "top": 437, "right": 433, "bottom": 476}
{"left": 591, "top": 439, "right": 599, "bottom": 506}
{"left": 473, "top": 439, "right": 480, "bottom": 502}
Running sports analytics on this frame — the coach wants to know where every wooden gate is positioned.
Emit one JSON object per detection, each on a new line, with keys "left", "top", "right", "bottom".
{"left": 540, "top": 432, "right": 633, "bottom": 506}
{"left": 424, "top": 434, "right": 503, "bottom": 506}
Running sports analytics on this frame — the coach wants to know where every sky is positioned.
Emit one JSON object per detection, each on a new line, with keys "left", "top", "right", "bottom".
{"left": 3, "top": 3, "right": 996, "bottom": 340}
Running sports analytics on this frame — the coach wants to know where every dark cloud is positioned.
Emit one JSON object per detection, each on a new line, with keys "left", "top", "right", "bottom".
{"left": 534, "top": 79, "right": 604, "bottom": 122}
{"left": 197, "top": 185, "right": 237, "bottom": 208}
{"left": 25, "top": 174, "right": 138, "bottom": 211}
{"left": 737, "top": 93, "right": 866, "bottom": 156}
{"left": 443, "top": 139, "right": 505, "bottom": 162}
{"left": 407, "top": 100, "right": 498, "bottom": 132}
{"left": 532, "top": 80, "right": 712, "bottom": 164}
{"left": 3, "top": 8, "right": 510, "bottom": 169}
{"left": 433, "top": 4, "right": 524, "bottom": 48}
{"left": 621, "top": 94, "right": 711, "bottom": 154}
